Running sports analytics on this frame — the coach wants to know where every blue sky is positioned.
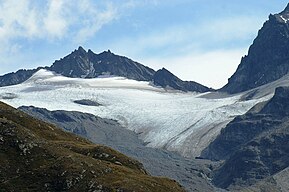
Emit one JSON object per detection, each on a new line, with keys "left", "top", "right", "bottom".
{"left": 0, "top": 0, "right": 288, "bottom": 88}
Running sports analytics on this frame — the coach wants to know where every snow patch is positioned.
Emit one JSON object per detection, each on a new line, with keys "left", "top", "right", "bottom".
{"left": 280, "top": 15, "right": 288, "bottom": 23}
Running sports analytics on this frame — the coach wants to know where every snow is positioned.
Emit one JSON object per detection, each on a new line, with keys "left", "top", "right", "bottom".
{"left": 280, "top": 15, "right": 289, "bottom": 23}
{"left": 0, "top": 69, "right": 272, "bottom": 157}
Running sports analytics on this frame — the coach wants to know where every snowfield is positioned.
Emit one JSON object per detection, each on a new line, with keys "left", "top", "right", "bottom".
{"left": 0, "top": 69, "right": 273, "bottom": 157}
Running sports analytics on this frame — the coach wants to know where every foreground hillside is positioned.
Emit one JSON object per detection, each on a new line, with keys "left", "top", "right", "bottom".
{"left": 19, "top": 105, "right": 216, "bottom": 191}
{"left": 0, "top": 101, "right": 184, "bottom": 192}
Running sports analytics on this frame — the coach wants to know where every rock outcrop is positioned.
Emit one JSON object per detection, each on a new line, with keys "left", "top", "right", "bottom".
{"left": 221, "top": 4, "right": 289, "bottom": 94}
{"left": 201, "top": 87, "right": 289, "bottom": 190}
{"left": 153, "top": 68, "right": 213, "bottom": 93}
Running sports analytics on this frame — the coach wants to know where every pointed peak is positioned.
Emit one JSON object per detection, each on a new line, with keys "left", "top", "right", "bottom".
{"left": 161, "top": 67, "right": 168, "bottom": 71}
{"left": 71, "top": 46, "right": 87, "bottom": 56}
{"left": 77, "top": 46, "right": 86, "bottom": 52}
{"left": 157, "top": 67, "right": 172, "bottom": 74}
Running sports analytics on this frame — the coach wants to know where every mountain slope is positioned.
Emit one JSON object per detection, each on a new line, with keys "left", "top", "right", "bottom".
{"left": 221, "top": 4, "right": 289, "bottom": 94}
{"left": 19, "top": 105, "right": 216, "bottom": 192}
{"left": 0, "top": 68, "right": 39, "bottom": 87}
{"left": 0, "top": 101, "right": 184, "bottom": 192}
{"left": 201, "top": 87, "right": 289, "bottom": 190}
{"left": 0, "top": 47, "right": 211, "bottom": 93}
{"left": 153, "top": 68, "right": 213, "bottom": 92}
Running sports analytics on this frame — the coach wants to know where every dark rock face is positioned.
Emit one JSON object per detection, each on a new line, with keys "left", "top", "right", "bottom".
{"left": 221, "top": 4, "right": 289, "bottom": 94}
{"left": 201, "top": 86, "right": 289, "bottom": 189}
{"left": 73, "top": 99, "right": 102, "bottom": 106}
{"left": 153, "top": 68, "right": 213, "bottom": 93}
{"left": 260, "top": 86, "right": 289, "bottom": 117}
{"left": 0, "top": 47, "right": 210, "bottom": 93}
{"left": 0, "top": 47, "right": 155, "bottom": 86}
{"left": 50, "top": 46, "right": 156, "bottom": 81}
{"left": 214, "top": 128, "right": 289, "bottom": 189}
{"left": 0, "top": 68, "right": 39, "bottom": 87}
{"left": 201, "top": 114, "right": 282, "bottom": 161}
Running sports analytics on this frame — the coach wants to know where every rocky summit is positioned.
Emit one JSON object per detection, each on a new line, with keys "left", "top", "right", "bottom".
{"left": 153, "top": 68, "right": 213, "bottom": 93}
{"left": 221, "top": 3, "right": 289, "bottom": 94}
{"left": 50, "top": 46, "right": 155, "bottom": 81}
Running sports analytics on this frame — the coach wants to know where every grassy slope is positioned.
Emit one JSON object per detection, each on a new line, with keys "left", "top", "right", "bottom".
{"left": 0, "top": 102, "right": 184, "bottom": 192}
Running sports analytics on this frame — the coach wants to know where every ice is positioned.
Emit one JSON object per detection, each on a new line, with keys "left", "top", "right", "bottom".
{"left": 0, "top": 69, "right": 272, "bottom": 157}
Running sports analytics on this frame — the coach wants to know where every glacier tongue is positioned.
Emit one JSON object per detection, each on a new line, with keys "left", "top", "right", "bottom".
{"left": 0, "top": 69, "right": 270, "bottom": 157}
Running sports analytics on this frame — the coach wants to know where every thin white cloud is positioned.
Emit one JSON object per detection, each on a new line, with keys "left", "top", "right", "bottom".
{"left": 112, "top": 15, "right": 263, "bottom": 55}
{"left": 73, "top": 1, "right": 118, "bottom": 43}
{"left": 43, "top": 0, "right": 68, "bottom": 39}
{"left": 0, "top": 0, "right": 123, "bottom": 53}
{"left": 0, "top": 0, "right": 128, "bottom": 75}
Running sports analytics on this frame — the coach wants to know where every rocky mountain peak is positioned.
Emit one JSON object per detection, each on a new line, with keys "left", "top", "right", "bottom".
{"left": 221, "top": 4, "right": 289, "bottom": 94}
{"left": 159, "top": 67, "right": 170, "bottom": 73}
{"left": 153, "top": 68, "right": 213, "bottom": 93}
{"left": 77, "top": 46, "right": 86, "bottom": 53}
{"left": 71, "top": 46, "right": 87, "bottom": 56}
{"left": 0, "top": 46, "right": 211, "bottom": 92}
{"left": 270, "top": 4, "right": 289, "bottom": 24}
{"left": 49, "top": 46, "right": 156, "bottom": 80}
{"left": 155, "top": 68, "right": 173, "bottom": 76}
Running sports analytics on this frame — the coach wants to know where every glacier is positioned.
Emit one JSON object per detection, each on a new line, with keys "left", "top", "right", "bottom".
{"left": 0, "top": 69, "right": 274, "bottom": 157}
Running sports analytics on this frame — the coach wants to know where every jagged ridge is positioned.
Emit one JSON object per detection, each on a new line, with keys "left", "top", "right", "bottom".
{"left": 153, "top": 68, "right": 213, "bottom": 92}
{"left": 0, "top": 47, "right": 211, "bottom": 93}
{"left": 221, "top": 3, "right": 289, "bottom": 94}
